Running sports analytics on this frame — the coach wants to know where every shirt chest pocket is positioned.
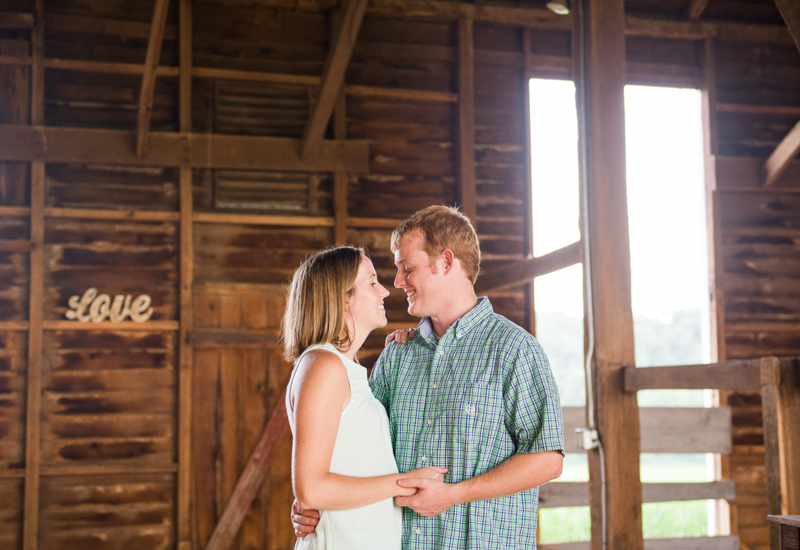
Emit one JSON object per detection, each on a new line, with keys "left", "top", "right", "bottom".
{"left": 448, "top": 383, "right": 481, "bottom": 444}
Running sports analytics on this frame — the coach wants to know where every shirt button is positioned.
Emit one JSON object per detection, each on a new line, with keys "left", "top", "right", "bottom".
{"left": 427, "top": 420, "right": 432, "bottom": 425}
{"left": 438, "top": 351, "right": 444, "bottom": 356}
{"left": 421, "top": 456, "right": 427, "bottom": 462}
{"left": 432, "top": 383, "right": 437, "bottom": 389}
{"left": 416, "top": 528, "right": 421, "bottom": 535}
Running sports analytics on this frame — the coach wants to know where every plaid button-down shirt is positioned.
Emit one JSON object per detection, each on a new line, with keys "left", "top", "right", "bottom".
{"left": 370, "top": 297, "right": 564, "bottom": 550}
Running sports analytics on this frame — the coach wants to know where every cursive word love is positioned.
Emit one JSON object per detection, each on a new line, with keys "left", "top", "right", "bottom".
{"left": 65, "top": 288, "right": 154, "bottom": 323}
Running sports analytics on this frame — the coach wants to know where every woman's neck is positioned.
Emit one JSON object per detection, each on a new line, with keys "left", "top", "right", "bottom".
{"left": 336, "top": 323, "right": 367, "bottom": 361}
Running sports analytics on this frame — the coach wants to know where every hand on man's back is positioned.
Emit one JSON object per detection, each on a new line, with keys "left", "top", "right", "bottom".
{"left": 291, "top": 499, "right": 320, "bottom": 537}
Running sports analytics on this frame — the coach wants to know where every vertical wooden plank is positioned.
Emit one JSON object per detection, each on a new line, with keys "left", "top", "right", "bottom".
{"left": 177, "top": 2, "right": 193, "bottom": 548}
{"left": 579, "top": 0, "right": 643, "bottom": 548}
{"left": 0, "top": 40, "right": 30, "bottom": 207}
{"left": 192, "top": 348, "right": 220, "bottom": 549}
{"left": 333, "top": 90, "right": 348, "bottom": 245}
{"left": 331, "top": 8, "right": 349, "bottom": 246}
{"left": 521, "top": 28, "right": 536, "bottom": 336}
{"left": 776, "top": 358, "right": 800, "bottom": 516}
{"left": 761, "top": 356, "right": 782, "bottom": 550}
{"left": 457, "top": 18, "right": 477, "bottom": 221}
{"left": 700, "top": 36, "right": 731, "bottom": 538}
{"left": 23, "top": 2, "right": 44, "bottom": 549}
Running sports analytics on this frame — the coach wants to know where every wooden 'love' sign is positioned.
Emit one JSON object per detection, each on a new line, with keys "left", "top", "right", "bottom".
{"left": 65, "top": 288, "right": 154, "bottom": 323}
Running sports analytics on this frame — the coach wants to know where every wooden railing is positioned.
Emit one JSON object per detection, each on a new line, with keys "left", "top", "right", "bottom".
{"left": 539, "top": 356, "right": 800, "bottom": 550}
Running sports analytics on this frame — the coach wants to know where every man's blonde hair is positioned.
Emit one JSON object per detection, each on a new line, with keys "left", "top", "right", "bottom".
{"left": 390, "top": 205, "right": 480, "bottom": 284}
{"left": 281, "top": 246, "right": 364, "bottom": 363}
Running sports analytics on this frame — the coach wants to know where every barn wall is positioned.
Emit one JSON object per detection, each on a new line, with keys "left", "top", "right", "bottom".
{"left": 0, "top": 0, "right": 798, "bottom": 549}
{"left": 713, "top": 36, "right": 800, "bottom": 550}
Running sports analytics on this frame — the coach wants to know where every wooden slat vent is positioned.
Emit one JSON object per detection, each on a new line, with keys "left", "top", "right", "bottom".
{"left": 213, "top": 170, "right": 331, "bottom": 215}
{"left": 214, "top": 81, "right": 309, "bottom": 139}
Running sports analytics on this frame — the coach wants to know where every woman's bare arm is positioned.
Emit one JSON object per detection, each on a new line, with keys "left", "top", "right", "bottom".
{"left": 291, "top": 350, "right": 443, "bottom": 511}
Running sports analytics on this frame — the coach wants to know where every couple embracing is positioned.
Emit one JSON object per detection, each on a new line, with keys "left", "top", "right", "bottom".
{"left": 283, "top": 205, "right": 565, "bottom": 549}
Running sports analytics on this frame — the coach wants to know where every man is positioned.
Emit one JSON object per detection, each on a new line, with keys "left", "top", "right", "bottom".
{"left": 293, "top": 205, "right": 564, "bottom": 548}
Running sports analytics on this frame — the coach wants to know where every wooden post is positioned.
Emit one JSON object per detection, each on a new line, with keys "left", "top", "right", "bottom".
{"left": 177, "top": 1, "right": 193, "bottom": 548}
{"left": 762, "top": 356, "right": 800, "bottom": 542}
{"left": 333, "top": 90, "right": 348, "bottom": 245}
{"left": 456, "top": 17, "right": 477, "bottom": 221}
{"left": 331, "top": 10, "right": 348, "bottom": 245}
{"left": 578, "top": 0, "right": 644, "bottom": 548}
{"left": 521, "top": 28, "right": 536, "bottom": 336}
{"left": 23, "top": 2, "right": 44, "bottom": 550}
{"left": 136, "top": 0, "right": 171, "bottom": 157}
{"left": 761, "top": 356, "right": 782, "bottom": 550}
{"left": 701, "top": 36, "right": 731, "bottom": 536}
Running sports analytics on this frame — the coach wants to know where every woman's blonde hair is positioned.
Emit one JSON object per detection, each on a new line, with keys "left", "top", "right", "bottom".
{"left": 282, "top": 246, "right": 365, "bottom": 363}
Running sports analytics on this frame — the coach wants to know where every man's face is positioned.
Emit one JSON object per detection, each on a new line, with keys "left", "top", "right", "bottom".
{"left": 393, "top": 233, "right": 445, "bottom": 318}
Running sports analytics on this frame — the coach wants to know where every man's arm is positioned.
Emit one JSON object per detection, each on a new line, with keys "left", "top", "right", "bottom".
{"left": 399, "top": 334, "right": 565, "bottom": 517}
{"left": 395, "top": 450, "right": 562, "bottom": 517}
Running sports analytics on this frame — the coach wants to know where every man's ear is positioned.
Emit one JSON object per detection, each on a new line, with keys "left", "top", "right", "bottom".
{"left": 441, "top": 249, "right": 456, "bottom": 274}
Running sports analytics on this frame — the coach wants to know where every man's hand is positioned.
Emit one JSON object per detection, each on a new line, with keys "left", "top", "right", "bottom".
{"left": 384, "top": 327, "right": 416, "bottom": 347}
{"left": 291, "top": 499, "right": 320, "bottom": 538}
{"left": 395, "top": 477, "right": 459, "bottom": 517}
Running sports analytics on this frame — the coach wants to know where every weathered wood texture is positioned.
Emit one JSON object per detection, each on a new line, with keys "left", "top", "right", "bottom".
{"left": 713, "top": 70, "right": 800, "bottom": 550}
{"left": 192, "top": 283, "right": 294, "bottom": 550}
{"left": 0, "top": 0, "right": 796, "bottom": 548}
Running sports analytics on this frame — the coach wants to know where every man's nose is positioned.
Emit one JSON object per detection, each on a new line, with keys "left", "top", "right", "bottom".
{"left": 394, "top": 271, "right": 403, "bottom": 289}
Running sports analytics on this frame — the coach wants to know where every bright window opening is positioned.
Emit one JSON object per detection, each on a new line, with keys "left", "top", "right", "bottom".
{"left": 530, "top": 80, "right": 713, "bottom": 544}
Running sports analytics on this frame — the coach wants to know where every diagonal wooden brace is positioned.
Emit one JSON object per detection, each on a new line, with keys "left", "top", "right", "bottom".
{"left": 203, "top": 385, "right": 291, "bottom": 550}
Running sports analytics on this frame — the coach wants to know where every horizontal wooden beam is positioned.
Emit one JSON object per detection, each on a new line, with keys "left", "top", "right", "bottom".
{"left": 0, "top": 239, "right": 32, "bottom": 252}
{"left": 42, "top": 320, "right": 179, "bottom": 331}
{"left": 45, "top": 207, "right": 180, "bottom": 221}
{"left": 347, "top": 216, "right": 404, "bottom": 229}
{"left": 623, "top": 359, "right": 765, "bottom": 391}
{"left": 716, "top": 103, "right": 800, "bottom": 116}
{"left": 715, "top": 155, "right": 800, "bottom": 190}
{"left": 193, "top": 212, "right": 335, "bottom": 227}
{"left": 0, "top": 124, "right": 370, "bottom": 172}
{"left": 0, "top": 11, "right": 34, "bottom": 29}
{"left": 562, "top": 406, "right": 732, "bottom": 454}
{"left": 0, "top": 206, "right": 31, "bottom": 217}
{"left": 474, "top": 241, "right": 581, "bottom": 294}
{"left": 763, "top": 120, "right": 800, "bottom": 187}
{"left": 0, "top": 321, "right": 29, "bottom": 331}
{"left": 540, "top": 536, "right": 740, "bottom": 550}
{"left": 539, "top": 480, "right": 736, "bottom": 508}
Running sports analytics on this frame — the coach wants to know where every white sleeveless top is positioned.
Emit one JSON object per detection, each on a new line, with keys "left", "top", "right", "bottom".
{"left": 286, "top": 343, "right": 403, "bottom": 550}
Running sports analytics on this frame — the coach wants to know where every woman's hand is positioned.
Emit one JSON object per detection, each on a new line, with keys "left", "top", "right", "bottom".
{"left": 385, "top": 327, "right": 416, "bottom": 347}
{"left": 395, "top": 466, "right": 447, "bottom": 496}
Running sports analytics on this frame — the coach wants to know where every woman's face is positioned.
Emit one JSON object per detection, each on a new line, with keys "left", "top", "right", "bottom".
{"left": 346, "top": 256, "right": 390, "bottom": 337}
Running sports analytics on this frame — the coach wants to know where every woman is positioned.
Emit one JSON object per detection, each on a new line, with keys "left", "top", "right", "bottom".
{"left": 283, "top": 246, "right": 445, "bottom": 550}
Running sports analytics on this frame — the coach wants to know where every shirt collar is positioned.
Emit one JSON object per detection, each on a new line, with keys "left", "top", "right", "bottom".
{"left": 416, "top": 296, "right": 493, "bottom": 345}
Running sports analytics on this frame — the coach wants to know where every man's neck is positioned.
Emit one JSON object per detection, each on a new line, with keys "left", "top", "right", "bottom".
{"left": 429, "top": 292, "right": 479, "bottom": 338}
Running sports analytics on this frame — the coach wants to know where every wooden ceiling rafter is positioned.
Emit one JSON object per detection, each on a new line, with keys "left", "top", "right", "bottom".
{"left": 686, "top": 0, "right": 711, "bottom": 21}
{"left": 773, "top": 0, "right": 800, "bottom": 52}
{"left": 762, "top": 120, "right": 800, "bottom": 187}
{"left": 135, "top": 0, "right": 171, "bottom": 158}
{"left": 300, "top": 0, "right": 369, "bottom": 161}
